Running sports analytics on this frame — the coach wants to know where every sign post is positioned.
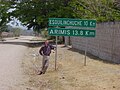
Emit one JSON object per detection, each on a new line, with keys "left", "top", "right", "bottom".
{"left": 84, "top": 38, "right": 88, "bottom": 66}
{"left": 55, "top": 36, "right": 57, "bottom": 70}
{"left": 48, "top": 18, "right": 96, "bottom": 68}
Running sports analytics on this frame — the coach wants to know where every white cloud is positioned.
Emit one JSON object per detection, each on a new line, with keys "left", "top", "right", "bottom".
{"left": 7, "top": 17, "right": 28, "bottom": 30}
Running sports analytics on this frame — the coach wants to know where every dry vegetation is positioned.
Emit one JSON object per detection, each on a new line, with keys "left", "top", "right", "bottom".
{"left": 21, "top": 45, "right": 120, "bottom": 90}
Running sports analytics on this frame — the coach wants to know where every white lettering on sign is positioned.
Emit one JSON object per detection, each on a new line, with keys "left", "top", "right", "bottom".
{"left": 79, "top": 21, "right": 82, "bottom": 26}
{"left": 63, "top": 20, "right": 69, "bottom": 25}
{"left": 48, "top": 28, "right": 96, "bottom": 37}
{"left": 73, "top": 30, "right": 79, "bottom": 35}
{"left": 92, "top": 22, "right": 96, "bottom": 26}
{"left": 67, "top": 30, "right": 70, "bottom": 35}
{"left": 74, "top": 21, "right": 78, "bottom": 25}
{"left": 54, "top": 29, "right": 59, "bottom": 34}
{"left": 89, "top": 32, "right": 95, "bottom": 35}
{"left": 80, "top": 30, "right": 83, "bottom": 35}
{"left": 49, "top": 29, "right": 54, "bottom": 34}
{"left": 69, "top": 21, "right": 73, "bottom": 25}
{"left": 49, "top": 20, "right": 63, "bottom": 25}
{"left": 49, "top": 19, "right": 96, "bottom": 27}
{"left": 90, "top": 22, "right": 93, "bottom": 26}
{"left": 49, "top": 18, "right": 96, "bottom": 28}
{"left": 60, "top": 30, "right": 65, "bottom": 34}
{"left": 49, "top": 29, "right": 71, "bottom": 35}
{"left": 84, "top": 21, "right": 88, "bottom": 26}
{"left": 85, "top": 31, "right": 89, "bottom": 35}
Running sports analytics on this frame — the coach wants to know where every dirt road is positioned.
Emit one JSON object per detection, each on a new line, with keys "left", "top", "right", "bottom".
{"left": 23, "top": 45, "right": 120, "bottom": 90}
{"left": 0, "top": 36, "right": 34, "bottom": 90}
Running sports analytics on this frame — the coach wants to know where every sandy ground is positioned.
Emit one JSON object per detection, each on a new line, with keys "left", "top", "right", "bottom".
{"left": 1, "top": 36, "right": 120, "bottom": 90}
{"left": 0, "top": 44, "right": 27, "bottom": 90}
{"left": 0, "top": 36, "right": 34, "bottom": 90}
{"left": 22, "top": 45, "right": 120, "bottom": 90}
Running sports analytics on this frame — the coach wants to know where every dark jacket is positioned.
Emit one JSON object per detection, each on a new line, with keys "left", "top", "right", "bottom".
{"left": 39, "top": 44, "right": 55, "bottom": 56}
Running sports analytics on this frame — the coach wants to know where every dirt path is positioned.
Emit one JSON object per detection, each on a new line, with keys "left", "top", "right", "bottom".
{"left": 0, "top": 36, "right": 34, "bottom": 90}
{"left": 0, "top": 44, "right": 27, "bottom": 90}
{"left": 23, "top": 45, "right": 120, "bottom": 90}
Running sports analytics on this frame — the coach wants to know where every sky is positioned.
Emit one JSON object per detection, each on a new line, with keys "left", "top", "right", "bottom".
{"left": 7, "top": 8, "right": 28, "bottom": 30}
{"left": 7, "top": 18, "right": 28, "bottom": 30}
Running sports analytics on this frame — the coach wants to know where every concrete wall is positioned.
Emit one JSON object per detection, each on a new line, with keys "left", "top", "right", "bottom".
{"left": 68, "top": 22, "right": 120, "bottom": 63}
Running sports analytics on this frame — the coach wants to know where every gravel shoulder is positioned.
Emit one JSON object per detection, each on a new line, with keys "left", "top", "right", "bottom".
{"left": 0, "top": 36, "right": 35, "bottom": 90}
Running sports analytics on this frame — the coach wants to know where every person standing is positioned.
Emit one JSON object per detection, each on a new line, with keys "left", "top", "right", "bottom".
{"left": 38, "top": 40, "right": 55, "bottom": 75}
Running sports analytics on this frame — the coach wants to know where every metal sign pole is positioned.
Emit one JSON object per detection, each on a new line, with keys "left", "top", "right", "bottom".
{"left": 84, "top": 38, "right": 88, "bottom": 66}
{"left": 55, "top": 36, "right": 58, "bottom": 70}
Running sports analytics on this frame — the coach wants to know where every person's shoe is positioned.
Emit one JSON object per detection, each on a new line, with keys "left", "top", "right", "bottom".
{"left": 38, "top": 71, "right": 42, "bottom": 75}
{"left": 42, "top": 72, "right": 45, "bottom": 74}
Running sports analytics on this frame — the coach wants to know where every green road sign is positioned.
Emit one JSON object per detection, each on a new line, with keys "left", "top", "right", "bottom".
{"left": 48, "top": 28, "right": 96, "bottom": 37}
{"left": 49, "top": 18, "right": 96, "bottom": 28}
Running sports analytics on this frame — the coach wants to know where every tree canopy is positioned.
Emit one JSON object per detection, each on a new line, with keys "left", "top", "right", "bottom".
{"left": 0, "top": 0, "right": 11, "bottom": 27}
{"left": 70, "top": 0, "right": 120, "bottom": 22}
{"left": 9, "top": 0, "right": 74, "bottom": 32}
{"left": 0, "top": 0, "right": 120, "bottom": 32}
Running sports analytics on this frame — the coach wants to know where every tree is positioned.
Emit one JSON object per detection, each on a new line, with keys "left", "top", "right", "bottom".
{"left": 0, "top": 0, "right": 11, "bottom": 38}
{"left": 0, "top": 24, "right": 8, "bottom": 39}
{"left": 69, "top": 0, "right": 120, "bottom": 22}
{"left": 1, "top": 0, "right": 120, "bottom": 36}
{"left": 9, "top": 0, "right": 74, "bottom": 32}
{"left": 12, "top": 27, "right": 21, "bottom": 37}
